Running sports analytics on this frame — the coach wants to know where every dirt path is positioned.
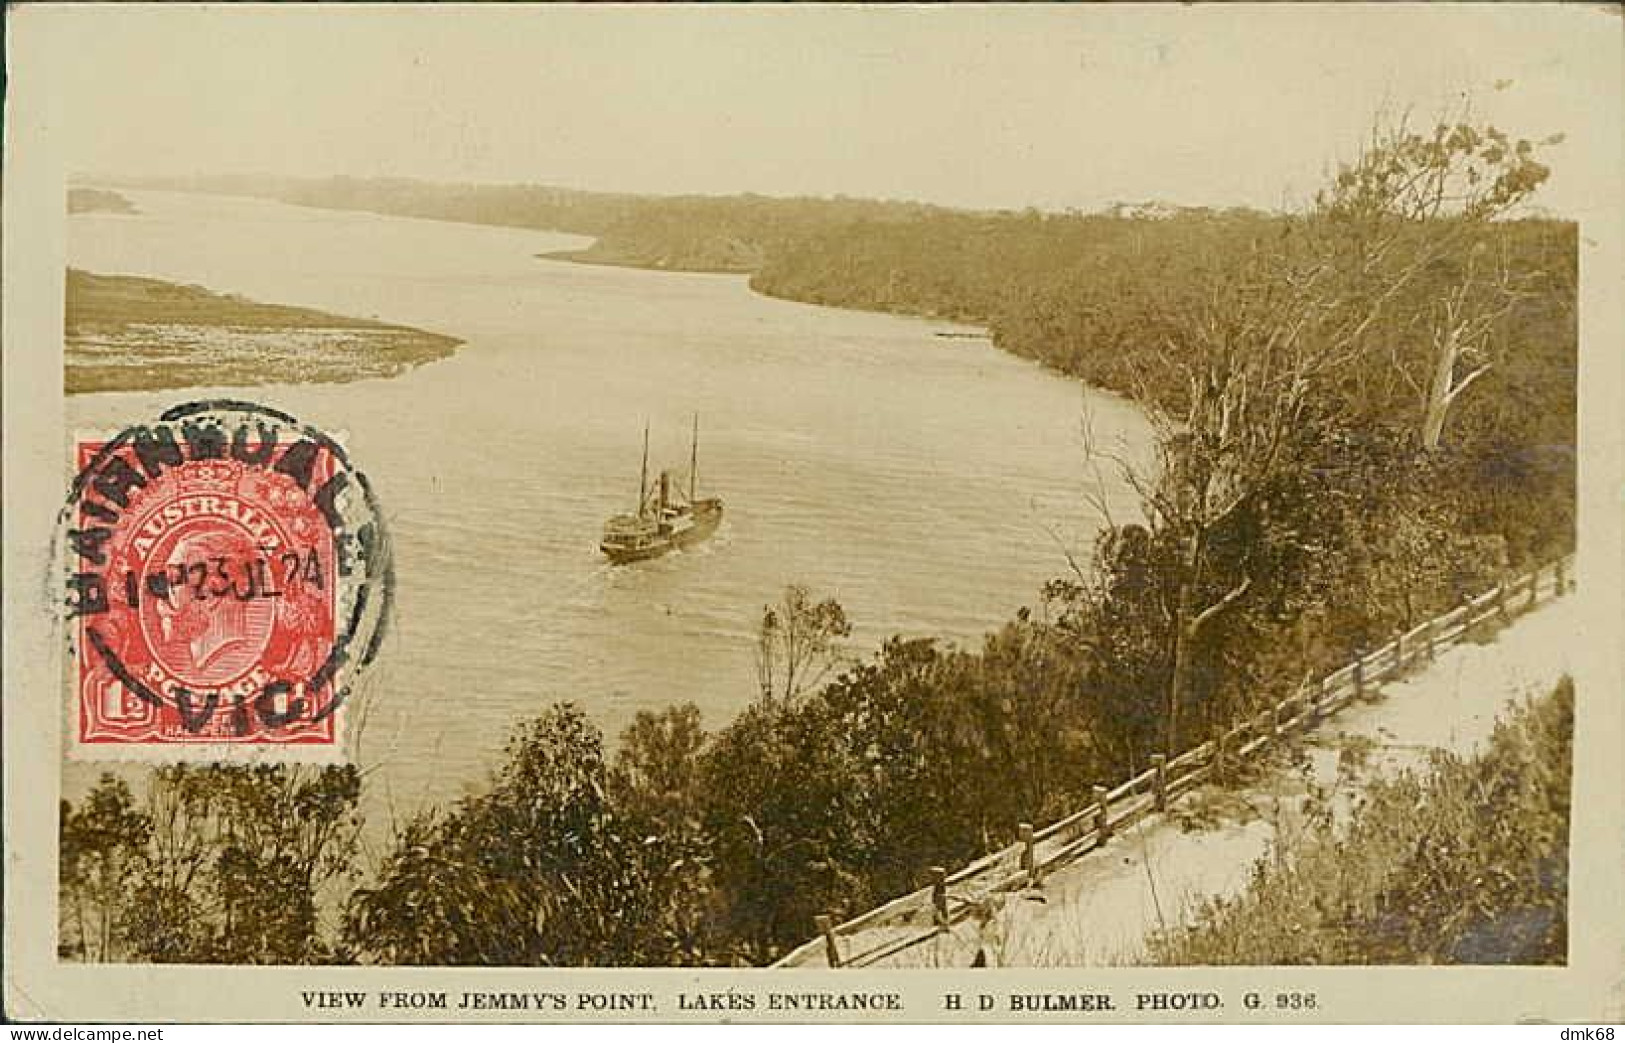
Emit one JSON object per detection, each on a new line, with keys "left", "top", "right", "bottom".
{"left": 855, "top": 593, "right": 1581, "bottom": 967}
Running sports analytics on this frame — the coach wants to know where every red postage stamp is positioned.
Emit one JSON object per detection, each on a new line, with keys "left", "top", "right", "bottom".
{"left": 64, "top": 401, "right": 390, "bottom": 750}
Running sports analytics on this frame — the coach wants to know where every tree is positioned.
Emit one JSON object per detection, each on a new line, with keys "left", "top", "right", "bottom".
{"left": 1046, "top": 525, "right": 1177, "bottom": 770}
{"left": 614, "top": 703, "right": 708, "bottom": 821}
{"left": 60, "top": 764, "right": 362, "bottom": 964}
{"left": 1314, "top": 112, "right": 1555, "bottom": 448}
{"left": 754, "top": 584, "right": 851, "bottom": 705}
{"left": 348, "top": 705, "right": 613, "bottom": 965}
{"left": 1089, "top": 235, "right": 1340, "bottom": 754}
{"left": 137, "top": 764, "right": 362, "bottom": 963}
{"left": 348, "top": 703, "right": 712, "bottom": 966}
{"left": 59, "top": 775, "right": 151, "bottom": 961}
{"left": 609, "top": 704, "right": 721, "bottom": 965}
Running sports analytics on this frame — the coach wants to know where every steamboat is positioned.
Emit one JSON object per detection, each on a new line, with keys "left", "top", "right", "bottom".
{"left": 600, "top": 416, "right": 723, "bottom": 564}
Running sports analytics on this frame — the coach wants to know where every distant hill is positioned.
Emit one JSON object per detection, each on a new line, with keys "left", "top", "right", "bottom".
{"left": 106, "top": 174, "right": 952, "bottom": 274}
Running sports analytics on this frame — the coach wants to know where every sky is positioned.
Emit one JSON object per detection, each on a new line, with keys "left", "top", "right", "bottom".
{"left": 15, "top": 3, "right": 1621, "bottom": 217}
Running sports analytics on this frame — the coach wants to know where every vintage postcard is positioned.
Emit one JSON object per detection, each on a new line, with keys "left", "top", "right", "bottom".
{"left": 4, "top": 1, "right": 1623, "bottom": 1026}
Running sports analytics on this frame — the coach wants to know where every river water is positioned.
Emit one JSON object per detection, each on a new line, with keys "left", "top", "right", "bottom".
{"left": 66, "top": 189, "right": 1152, "bottom": 818}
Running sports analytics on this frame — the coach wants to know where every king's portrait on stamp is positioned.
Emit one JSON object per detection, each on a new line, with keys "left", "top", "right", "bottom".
{"left": 2, "top": 0, "right": 1622, "bottom": 1028}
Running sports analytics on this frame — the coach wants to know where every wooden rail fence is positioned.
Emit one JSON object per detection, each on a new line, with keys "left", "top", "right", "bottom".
{"left": 772, "top": 554, "right": 1575, "bottom": 968}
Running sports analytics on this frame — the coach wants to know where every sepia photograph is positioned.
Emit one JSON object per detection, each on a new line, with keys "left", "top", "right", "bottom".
{"left": 4, "top": 1, "right": 1623, "bottom": 1026}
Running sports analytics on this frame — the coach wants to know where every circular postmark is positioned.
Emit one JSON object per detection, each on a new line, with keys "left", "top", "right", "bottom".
{"left": 57, "top": 400, "right": 391, "bottom": 747}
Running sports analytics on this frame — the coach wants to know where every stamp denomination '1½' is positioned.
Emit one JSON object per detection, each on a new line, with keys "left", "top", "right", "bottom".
{"left": 61, "top": 400, "right": 391, "bottom": 749}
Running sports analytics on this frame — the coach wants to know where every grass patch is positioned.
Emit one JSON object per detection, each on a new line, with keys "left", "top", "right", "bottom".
{"left": 65, "top": 269, "right": 462, "bottom": 394}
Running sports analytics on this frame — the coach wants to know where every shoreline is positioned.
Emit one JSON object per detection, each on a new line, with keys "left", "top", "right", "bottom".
{"left": 65, "top": 268, "right": 464, "bottom": 395}
{"left": 535, "top": 247, "right": 752, "bottom": 277}
{"left": 537, "top": 245, "right": 998, "bottom": 339}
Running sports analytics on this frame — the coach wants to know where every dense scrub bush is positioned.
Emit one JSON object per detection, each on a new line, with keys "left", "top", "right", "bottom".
{"left": 1147, "top": 677, "right": 1572, "bottom": 965}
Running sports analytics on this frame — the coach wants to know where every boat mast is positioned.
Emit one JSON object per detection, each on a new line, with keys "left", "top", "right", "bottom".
{"left": 638, "top": 422, "right": 649, "bottom": 517}
{"left": 689, "top": 412, "right": 699, "bottom": 502}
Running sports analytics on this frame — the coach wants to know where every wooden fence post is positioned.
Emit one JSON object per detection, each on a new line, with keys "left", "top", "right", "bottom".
{"left": 1353, "top": 655, "right": 1365, "bottom": 701}
{"left": 1214, "top": 724, "right": 1230, "bottom": 781}
{"left": 1425, "top": 615, "right": 1436, "bottom": 661}
{"left": 1150, "top": 754, "right": 1168, "bottom": 811}
{"left": 1310, "top": 678, "right": 1326, "bottom": 727}
{"left": 815, "top": 914, "right": 841, "bottom": 968}
{"left": 1394, "top": 629, "right": 1406, "bottom": 672}
{"left": 1527, "top": 569, "right": 1539, "bottom": 611}
{"left": 1497, "top": 581, "right": 1509, "bottom": 623}
{"left": 1556, "top": 558, "right": 1567, "bottom": 596}
{"left": 930, "top": 867, "right": 949, "bottom": 929}
{"left": 1018, "top": 822, "right": 1037, "bottom": 887}
{"left": 1093, "top": 785, "right": 1112, "bottom": 843}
